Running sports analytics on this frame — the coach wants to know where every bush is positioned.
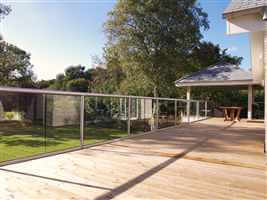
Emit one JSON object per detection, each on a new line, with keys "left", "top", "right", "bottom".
{"left": 66, "top": 78, "right": 88, "bottom": 92}
{"left": 4, "top": 112, "right": 25, "bottom": 121}
{"left": 4, "top": 112, "right": 14, "bottom": 120}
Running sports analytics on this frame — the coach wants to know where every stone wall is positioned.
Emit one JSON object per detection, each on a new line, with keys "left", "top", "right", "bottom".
{"left": 48, "top": 95, "right": 80, "bottom": 127}
{"left": 35, "top": 95, "right": 44, "bottom": 121}
{"left": 140, "top": 99, "right": 153, "bottom": 119}
{"left": 0, "top": 100, "right": 4, "bottom": 121}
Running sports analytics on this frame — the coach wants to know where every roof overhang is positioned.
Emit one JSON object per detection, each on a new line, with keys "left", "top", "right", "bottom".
{"left": 223, "top": 7, "right": 263, "bottom": 19}
{"left": 175, "top": 80, "right": 261, "bottom": 87}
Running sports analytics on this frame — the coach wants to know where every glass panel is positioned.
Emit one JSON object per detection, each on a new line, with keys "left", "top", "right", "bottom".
{"left": 176, "top": 101, "right": 187, "bottom": 124}
{"left": 189, "top": 101, "right": 197, "bottom": 122}
{"left": 253, "top": 102, "right": 264, "bottom": 119}
{"left": 45, "top": 94, "right": 81, "bottom": 153}
{"left": 207, "top": 101, "right": 214, "bottom": 118}
{"left": 0, "top": 92, "right": 45, "bottom": 162}
{"left": 0, "top": 89, "right": 207, "bottom": 164}
{"left": 199, "top": 101, "right": 206, "bottom": 119}
{"left": 84, "top": 96, "right": 127, "bottom": 145}
{"left": 158, "top": 100, "right": 175, "bottom": 129}
{"left": 130, "top": 98, "right": 156, "bottom": 134}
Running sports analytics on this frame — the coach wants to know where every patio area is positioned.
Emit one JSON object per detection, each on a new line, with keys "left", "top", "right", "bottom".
{"left": 0, "top": 118, "right": 265, "bottom": 200}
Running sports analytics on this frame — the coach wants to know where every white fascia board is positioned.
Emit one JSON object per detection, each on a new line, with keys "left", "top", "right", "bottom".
{"left": 226, "top": 13, "right": 264, "bottom": 35}
{"left": 175, "top": 80, "right": 260, "bottom": 87}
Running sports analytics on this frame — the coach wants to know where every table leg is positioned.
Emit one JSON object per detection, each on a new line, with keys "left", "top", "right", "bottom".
{"left": 223, "top": 108, "right": 228, "bottom": 121}
{"left": 230, "top": 109, "right": 235, "bottom": 121}
{"left": 235, "top": 108, "right": 241, "bottom": 122}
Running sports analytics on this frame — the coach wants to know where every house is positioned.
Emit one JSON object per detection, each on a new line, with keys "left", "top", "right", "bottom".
{"left": 176, "top": 0, "right": 267, "bottom": 152}
{"left": 175, "top": 63, "right": 261, "bottom": 119}
{"left": 224, "top": 0, "right": 267, "bottom": 153}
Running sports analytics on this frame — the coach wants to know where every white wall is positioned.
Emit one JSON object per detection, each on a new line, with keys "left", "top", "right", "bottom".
{"left": 251, "top": 31, "right": 265, "bottom": 83}
{"left": 226, "top": 13, "right": 264, "bottom": 35}
{"left": 226, "top": 13, "right": 265, "bottom": 83}
{"left": 140, "top": 99, "right": 153, "bottom": 119}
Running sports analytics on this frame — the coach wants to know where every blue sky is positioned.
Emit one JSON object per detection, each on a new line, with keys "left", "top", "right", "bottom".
{"left": 1, "top": 0, "right": 250, "bottom": 80}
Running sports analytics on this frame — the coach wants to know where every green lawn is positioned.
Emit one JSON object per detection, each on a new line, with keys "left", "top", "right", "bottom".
{"left": 0, "top": 121, "right": 127, "bottom": 163}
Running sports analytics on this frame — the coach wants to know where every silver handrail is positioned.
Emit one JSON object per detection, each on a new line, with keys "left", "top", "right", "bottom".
{"left": 0, "top": 86, "right": 204, "bottom": 103}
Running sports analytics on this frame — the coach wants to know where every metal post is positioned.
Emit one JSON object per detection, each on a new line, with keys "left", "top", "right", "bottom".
{"left": 205, "top": 101, "right": 208, "bottom": 118}
{"left": 248, "top": 85, "right": 253, "bottom": 120}
{"left": 95, "top": 96, "right": 98, "bottom": 110}
{"left": 174, "top": 100, "right": 177, "bottom": 126}
{"left": 80, "top": 96, "right": 85, "bottom": 147}
{"left": 120, "top": 98, "right": 122, "bottom": 116}
{"left": 186, "top": 87, "right": 191, "bottom": 123}
{"left": 187, "top": 101, "right": 191, "bottom": 123}
{"left": 196, "top": 101, "right": 200, "bottom": 120}
{"left": 110, "top": 98, "right": 112, "bottom": 118}
{"left": 42, "top": 94, "right": 47, "bottom": 152}
{"left": 128, "top": 97, "right": 131, "bottom": 135}
{"left": 143, "top": 99, "right": 146, "bottom": 120}
{"left": 264, "top": 20, "right": 267, "bottom": 153}
{"left": 156, "top": 99, "right": 159, "bottom": 129}
{"left": 136, "top": 99, "right": 139, "bottom": 119}
{"left": 125, "top": 98, "right": 127, "bottom": 119}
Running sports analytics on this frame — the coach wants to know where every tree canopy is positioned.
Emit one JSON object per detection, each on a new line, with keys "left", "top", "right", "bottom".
{"left": 65, "top": 65, "right": 87, "bottom": 81}
{"left": 49, "top": 65, "right": 89, "bottom": 91}
{"left": 186, "top": 41, "right": 243, "bottom": 75}
{"left": 0, "top": 3, "right": 11, "bottom": 40}
{"left": 66, "top": 78, "right": 89, "bottom": 92}
{"left": 0, "top": 3, "right": 35, "bottom": 87}
{"left": 0, "top": 1, "right": 252, "bottom": 114}
{"left": 0, "top": 41, "right": 35, "bottom": 87}
{"left": 104, "top": 0, "right": 209, "bottom": 97}
{"left": 0, "top": 3, "right": 11, "bottom": 20}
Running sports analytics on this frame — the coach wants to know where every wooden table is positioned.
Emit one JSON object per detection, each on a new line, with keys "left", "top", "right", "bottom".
{"left": 220, "top": 107, "right": 242, "bottom": 122}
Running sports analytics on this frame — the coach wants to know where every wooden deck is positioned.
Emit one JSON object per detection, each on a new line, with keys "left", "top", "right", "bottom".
{"left": 0, "top": 118, "right": 266, "bottom": 200}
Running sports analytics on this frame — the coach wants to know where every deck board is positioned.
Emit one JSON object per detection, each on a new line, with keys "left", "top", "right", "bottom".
{"left": 0, "top": 118, "right": 266, "bottom": 200}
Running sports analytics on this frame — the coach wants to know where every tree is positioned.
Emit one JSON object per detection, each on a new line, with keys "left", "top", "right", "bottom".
{"left": 56, "top": 73, "right": 65, "bottom": 82}
{"left": 0, "top": 41, "right": 34, "bottom": 87}
{"left": 88, "top": 67, "right": 111, "bottom": 93}
{"left": 0, "top": 3, "right": 35, "bottom": 88}
{"left": 0, "top": 3, "right": 11, "bottom": 21}
{"left": 51, "top": 65, "right": 90, "bottom": 91}
{"left": 0, "top": 3, "right": 11, "bottom": 40}
{"left": 66, "top": 78, "right": 89, "bottom": 92}
{"left": 104, "top": 0, "right": 209, "bottom": 97}
{"left": 36, "top": 79, "right": 55, "bottom": 89}
{"left": 65, "top": 65, "right": 86, "bottom": 80}
{"left": 188, "top": 41, "right": 243, "bottom": 73}
{"left": 119, "top": 71, "right": 154, "bottom": 96}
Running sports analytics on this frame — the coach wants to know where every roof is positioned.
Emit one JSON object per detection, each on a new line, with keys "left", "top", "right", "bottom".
{"left": 175, "top": 63, "right": 259, "bottom": 87}
{"left": 224, "top": 0, "right": 267, "bottom": 16}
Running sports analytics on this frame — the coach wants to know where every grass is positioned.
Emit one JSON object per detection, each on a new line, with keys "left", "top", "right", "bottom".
{"left": 0, "top": 121, "right": 127, "bottom": 163}
{"left": 0, "top": 118, "right": 177, "bottom": 163}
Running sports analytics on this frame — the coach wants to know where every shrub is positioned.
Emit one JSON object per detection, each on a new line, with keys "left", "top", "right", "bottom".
{"left": 66, "top": 78, "right": 88, "bottom": 92}
{"left": 5, "top": 112, "right": 14, "bottom": 120}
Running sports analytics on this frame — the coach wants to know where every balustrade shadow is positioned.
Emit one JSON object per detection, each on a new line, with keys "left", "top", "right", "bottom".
{"left": 0, "top": 118, "right": 264, "bottom": 199}
{"left": 93, "top": 135, "right": 212, "bottom": 200}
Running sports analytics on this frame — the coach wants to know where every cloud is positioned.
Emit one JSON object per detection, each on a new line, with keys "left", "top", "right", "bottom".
{"left": 227, "top": 46, "right": 238, "bottom": 53}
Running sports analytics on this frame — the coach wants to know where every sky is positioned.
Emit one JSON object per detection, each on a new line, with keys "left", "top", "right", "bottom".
{"left": 1, "top": 0, "right": 250, "bottom": 80}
